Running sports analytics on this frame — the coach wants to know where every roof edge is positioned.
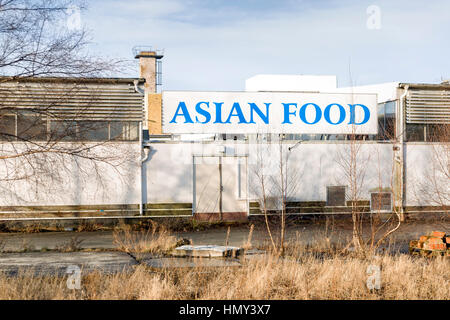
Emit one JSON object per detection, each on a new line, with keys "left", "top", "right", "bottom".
{"left": 399, "top": 82, "right": 450, "bottom": 90}
{"left": 0, "top": 76, "right": 145, "bottom": 85}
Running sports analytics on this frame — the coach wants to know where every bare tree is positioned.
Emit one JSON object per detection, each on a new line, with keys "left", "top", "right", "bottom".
{"left": 0, "top": 1, "right": 138, "bottom": 211}
{"left": 251, "top": 134, "right": 301, "bottom": 255}
{"left": 0, "top": 0, "right": 124, "bottom": 79}
{"left": 335, "top": 128, "right": 403, "bottom": 255}
{"left": 335, "top": 132, "right": 370, "bottom": 253}
{"left": 411, "top": 123, "right": 449, "bottom": 217}
{"left": 252, "top": 137, "right": 277, "bottom": 252}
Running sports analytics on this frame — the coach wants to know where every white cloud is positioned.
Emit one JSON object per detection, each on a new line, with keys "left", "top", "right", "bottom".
{"left": 84, "top": 0, "right": 450, "bottom": 90}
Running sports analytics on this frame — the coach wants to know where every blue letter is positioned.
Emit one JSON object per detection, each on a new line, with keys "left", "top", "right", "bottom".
{"left": 225, "top": 102, "right": 248, "bottom": 124}
{"left": 213, "top": 102, "right": 225, "bottom": 123}
{"left": 348, "top": 104, "right": 370, "bottom": 125}
{"left": 169, "top": 101, "right": 193, "bottom": 123}
{"left": 324, "top": 103, "right": 345, "bottom": 125}
{"left": 282, "top": 103, "right": 297, "bottom": 124}
{"left": 299, "top": 103, "right": 321, "bottom": 124}
{"left": 195, "top": 101, "right": 211, "bottom": 123}
{"left": 248, "top": 103, "right": 270, "bottom": 124}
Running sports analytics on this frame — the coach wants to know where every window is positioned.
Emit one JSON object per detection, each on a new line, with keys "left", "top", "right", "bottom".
{"left": 0, "top": 111, "right": 141, "bottom": 142}
{"left": 110, "top": 121, "right": 139, "bottom": 141}
{"left": 218, "top": 133, "right": 247, "bottom": 141}
{"left": 370, "top": 192, "right": 392, "bottom": 212}
{"left": 78, "top": 121, "right": 109, "bottom": 141}
{"left": 0, "top": 113, "right": 16, "bottom": 141}
{"left": 406, "top": 123, "right": 449, "bottom": 142}
{"left": 377, "top": 101, "right": 396, "bottom": 140}
{"left": 16, "top": 111, "right": 47, "bottom": 141}
{"left": 282, "top": 134, "right": 303, "bottom": 141}
{"left": 425, "top": 124, "right": 449, "bottom": 142}
{"left": 327, "top": 134, "right": 346, "bottom": 141}
{"left": 278, "top": 133, "right": 375, "bottom": 142}
{"left": 406, "top": 124, "right": 425, "bottom": 141}
{"left": 327, "top": 186, "right": 346, "bottom": 206}
{"left": 50, "top": 120, "right": 78, "bottom": 141}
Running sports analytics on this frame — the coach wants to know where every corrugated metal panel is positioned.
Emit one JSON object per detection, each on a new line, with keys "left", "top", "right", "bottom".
{"left": 0, "top": 82, "right": 144, "bottom": 121}
{"left": 406, "top": 89, "right": 450, "bottom": 124}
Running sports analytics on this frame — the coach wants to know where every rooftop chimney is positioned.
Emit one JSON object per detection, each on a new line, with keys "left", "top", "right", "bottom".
{"left": 133, "top": 46, "right": 164, "bottom": 94}
{"left": 133, "top": 46, "right": 164, "bottom": 135}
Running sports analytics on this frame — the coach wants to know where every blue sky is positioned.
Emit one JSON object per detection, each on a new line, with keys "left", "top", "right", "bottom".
{"left": 83, "top": 0, "right": 450, "bottom": 90}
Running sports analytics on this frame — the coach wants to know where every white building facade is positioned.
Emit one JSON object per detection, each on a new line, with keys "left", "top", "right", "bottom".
{"left": 0, "top": 53, "right": 448, "bottom": 220}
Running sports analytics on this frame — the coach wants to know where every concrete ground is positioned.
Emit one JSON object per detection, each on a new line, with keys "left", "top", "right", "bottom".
{"left": 0, "top": 225, "right": 343, "bottom": 252}
{"left": 0, "top": 251, "right": 136, "bottom": 276}
{"left": 0, "top": 219, "right": 447, "bottom": 275}
{"left": 0, "top": 219, "right": 447, "bottom": 251}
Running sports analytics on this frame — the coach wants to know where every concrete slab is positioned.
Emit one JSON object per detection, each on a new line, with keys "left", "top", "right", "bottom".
{"left": 0, "top": 231, "right": 115, "bottom": 252}
{"left": 139, "top": 255, "right": 241, "bottom": 269}
{"left": 172, "top": 245, "right": 244, "bottom": 258}
{"left": 0, "top": 251, "right": 137, "bottom": 276}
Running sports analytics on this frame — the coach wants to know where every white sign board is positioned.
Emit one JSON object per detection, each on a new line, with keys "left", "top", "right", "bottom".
{"left": 162, "top": 91, "right": 378, "bottom": 134}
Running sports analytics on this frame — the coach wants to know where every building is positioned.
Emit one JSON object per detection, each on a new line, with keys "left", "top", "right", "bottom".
{"left": 0, "top": 76, "right": 145, "bottom": 218}
{"left": 0, "top": 50, "right": 448, "bottom": 221}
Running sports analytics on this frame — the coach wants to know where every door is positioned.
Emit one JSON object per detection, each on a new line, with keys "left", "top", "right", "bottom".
{"left": 193, "top": 155, "right": 248, "bottom": 219}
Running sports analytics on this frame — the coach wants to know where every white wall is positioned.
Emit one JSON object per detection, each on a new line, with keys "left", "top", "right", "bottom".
{"left": 334, "top": 82, "right": 399, "bottom": 104}
{"left": 404, "top": 143, "right": 449, "bottom": 207}
{"left": 0, "top": 143, "right": 141, "bottom": 206}
{"left": 146, "top": 141, "right": 395, "bottom": 204}
{"left": 248, "top": 142, "right": 394, "bottom": 202}
{"left": 245, "top": 75, "right": 337, "bottom": 92}
{"left": 1, "top": 141, "right": 445, "bottom": 209}
{"left": 245, "top": 74, "right": 398, "bottom": 104}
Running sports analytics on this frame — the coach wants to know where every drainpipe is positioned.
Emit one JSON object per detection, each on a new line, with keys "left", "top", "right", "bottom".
{"left": 140, "top": 142, "right": 150, "bottom": 216}
{"left": 134, "top": 80, "right": 145, "bottom": 95}
{"left": 133, "top": 80, "right": 148, "bottom": 216}
{"left": 397, "top": 85, "right": 409, "bottom": 221}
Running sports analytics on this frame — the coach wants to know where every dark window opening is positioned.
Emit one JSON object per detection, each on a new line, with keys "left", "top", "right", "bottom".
{"left": 0, "top": 114, "right": 16, "bottom": 141}
{"left": 110, "top": 121, "right": 139, "bottom": 141}
{"left": 17, "top": 111, "right": 47, "bottom": 141}
{"left": 0, "top": 109, "right": 140, "bottom": 142}
{"left": 50, "top": 120, "right": 78, "bottom": 141}
{"left": 377, "top": 101, "right": 396, "bottom": 140}
{"left": 78, "top": 121, "right": 109, "bottom": 141}
{"left": 327, "top": 186, "right": 346, "bottom": 206}
{"left": 370, "top": 192, "right": 392, "bottom": 212}
{"left": 406, "top": 124, "right": 425, "bottom": 141}
{"left": 426, "top": 124, "right": 449, "bottom": 142}
{"left": 406, "top": 123, "right": 449, "bottom": 142}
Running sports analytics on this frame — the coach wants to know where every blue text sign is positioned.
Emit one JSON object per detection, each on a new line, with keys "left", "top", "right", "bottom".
{"left": 162, "top": 91, "right": 378, "bottom": 134}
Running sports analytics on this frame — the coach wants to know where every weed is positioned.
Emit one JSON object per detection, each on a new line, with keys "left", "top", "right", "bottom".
{"left": 55, "top": 236, "right": 84, "bottom": 252}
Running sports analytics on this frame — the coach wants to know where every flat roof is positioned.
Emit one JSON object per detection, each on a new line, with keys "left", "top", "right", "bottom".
{"left": 0, "top": 76, "right": 145, "bottom": 85}
{"left": 399, "top": 82, "right": 450, "bottom": 90}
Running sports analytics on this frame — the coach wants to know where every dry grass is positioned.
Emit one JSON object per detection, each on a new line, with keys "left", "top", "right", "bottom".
{"left": 112, "top": 221, "right": 181, "bottom": 256}
{"left": 0, "top": 225, "right": 448, "bottom": 300}
{"left": 55, "top": 236, "right": 84, "bottom": 252}
{"left": 0, "top": 252, "right": 447, "bottom": 300}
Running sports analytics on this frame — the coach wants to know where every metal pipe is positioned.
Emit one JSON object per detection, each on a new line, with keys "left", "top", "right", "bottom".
{"left": 132, "top": 80, "right": 147, "bottom": 216}
{"left": 139, "top": 120, "right": 151, "bottom": 216}
{"left": 288, "top": 140, "right": 303, "bottom": 151}
{"left": 133, "top": 80, "right": 145, "bottom": 95}
{"left": 140, "top": 147, "right": 150, "bottom": 216}
{"left": 398, "top": 85, "right": 409, "bottom": 218}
